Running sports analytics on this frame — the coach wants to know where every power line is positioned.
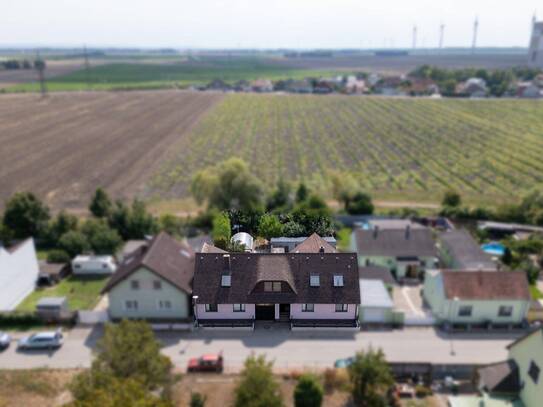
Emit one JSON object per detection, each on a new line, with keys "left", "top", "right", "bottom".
{"left": 83, "top": 45, "right": 91, "bottom": 89}
{"left": 34, "top": 50, "right": 47, "bottom": 97}
{"left": 412, "top": 25, "right": 418, "bottom": 49}
{"left": 471, "top": 17, "right": 479, "bottom": 53}
{"left": 439, "top": 23, "right": 445, "bottom": 49}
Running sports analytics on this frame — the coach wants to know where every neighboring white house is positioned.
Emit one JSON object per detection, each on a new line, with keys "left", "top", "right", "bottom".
{"left": 72, "top": 255, "right": 117, "bottom": 275}
{"left": 0, "top": 238, "right": 40, "bottom": 311}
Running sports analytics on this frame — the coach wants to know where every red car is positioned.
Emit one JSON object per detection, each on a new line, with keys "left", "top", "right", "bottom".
{"left": 187, "top": 353, "right": 224, "bottom": 373}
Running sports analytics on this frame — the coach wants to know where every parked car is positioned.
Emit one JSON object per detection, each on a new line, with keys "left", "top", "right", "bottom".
{"left": 187, "top": 353, "right": 224, "bottom": 373}
{"left": 17, "top": 330, "right": 63, "bottom": 350}
{"left": 334, "top": 357, "right": 354, "bottom": 368}
{"left": 0, "top": 332, "right": 11, "bottom": 350}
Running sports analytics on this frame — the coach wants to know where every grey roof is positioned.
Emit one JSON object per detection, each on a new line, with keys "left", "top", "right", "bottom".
{"left": 186, "top": 235, "right": 213, "bottom": 252}
{"left": 439, "top": 229, "right": 496, "bottom": 270}
{"left": 478, "top": 360, "right": 520, "bottom": 394}
{"left": 271, "top": 236, "right": 336, "bottom": 244}
{"left": 359, "top": 279, "right": 393, "bottom": 308}
{"left": 366, "top": 219, "right": 424, "bottom": 230}
{"left": 193, "top": 253, "right": 360, "bottom": 305}
{"left": 353, "top": 228, "right": 437, "bottom": 258}
{"left": 358, "top": 266, "right": 396, "bottom": 286}
{"left": 36, "top": 297, "right": 67, "bottom": 307}
{"left": 201, "top": 242, "right": 228, "bottom": 253}
{"left": 102, "top": 232, "right": 195, "bottom": 294}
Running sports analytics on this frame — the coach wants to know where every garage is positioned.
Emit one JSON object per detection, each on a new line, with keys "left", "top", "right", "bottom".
{"left": 359, "top": 279, "right": 394, "bottom": 324}
{"left": 255, "top": 304, "right": 275, "bottom": 320}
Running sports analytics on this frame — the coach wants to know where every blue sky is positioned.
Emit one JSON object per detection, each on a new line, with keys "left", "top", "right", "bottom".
{"left": 1, "top": 0, "right": 539, "bottom": 48}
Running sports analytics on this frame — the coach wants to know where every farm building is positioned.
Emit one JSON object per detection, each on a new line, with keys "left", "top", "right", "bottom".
{"left": 103, "top": 232, "right": 195, "bottom": 321}
{"left": 0, "top": 238, "right": 40, "bottom": 311}
{"left": 438, "top": 229, "right": 498, "bottom": 271}
{"left": 423, "top": 270, "right": 531, "bottom": 327}
{"left": 351, "top": 226, "right": 437, "bottom": 279}
{"left": 72, "top": 255, "right": 117, "bottom": 275}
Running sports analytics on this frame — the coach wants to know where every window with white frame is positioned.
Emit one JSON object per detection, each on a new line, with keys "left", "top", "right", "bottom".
{"left": 221, "top": 274, "right": 231, "bottom": 287}
{"left": 130, "top": 280, "right": 140, "bottom": 290}
{"left": 335, "top": 304, "right": 348, "bottom": 312}
{"left": 233, "top": 304, "right": 246, "bottom": 312}
{"left": 498, "top": 305, "right": 513, "bottom": 317}
{"left": 153, "top": 280, "right": 162, "bottom": 290}
{"left": 157, "top": 300, "right": 172, "bottom": 310}
{"left": 125, "top": 300, "right": 138, "bottom": 310}
{"left": 310, "top": 275, "right": 320, "bottom": 287}
{"left": 458, "top": 305, "right": 472, "bottom": 317}
{"left": 333, "top": 275, "right": 344, "bottom": 287}
{"left": 302, "top": 304, "right": 314, "bottom": 312}
{"left": 205, "top": 304, "right": 218, "bottom": 312}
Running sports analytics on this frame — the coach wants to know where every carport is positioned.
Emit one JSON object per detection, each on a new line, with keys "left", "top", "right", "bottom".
{"left": 359, "top": 279, "right": 394, "bottom": 323}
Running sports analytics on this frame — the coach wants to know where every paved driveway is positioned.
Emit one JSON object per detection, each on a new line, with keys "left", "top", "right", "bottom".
{"left": 0, "top": 325, "right": 521, "bottom": 372}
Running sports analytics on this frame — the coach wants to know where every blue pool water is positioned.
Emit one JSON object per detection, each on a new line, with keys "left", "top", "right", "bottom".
{"left": 481, "top": 242, "right": 506, "bottom": 256}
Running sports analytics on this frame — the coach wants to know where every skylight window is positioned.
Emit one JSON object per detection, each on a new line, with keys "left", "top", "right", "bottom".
{"left": 333, "top": 275, "right": 344, "bottom": 287}
{"left": 310, "top": 275, "right": 320, "bottom": 287}
{"left": 221, "top": 274, "right": 231, "bottom": 287}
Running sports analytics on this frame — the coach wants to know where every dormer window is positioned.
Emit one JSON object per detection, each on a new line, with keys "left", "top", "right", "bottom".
{"left": 333, "top": 275, "right": 344, "bottom": 287}
{"left": 264, "top": 281, "right": 281, "bottom": 292}
{"left": 310, "top": 275, "right": 320, "bottom": 287}
{"left": 221, "top": 274, "right": 231, "bottom": 287}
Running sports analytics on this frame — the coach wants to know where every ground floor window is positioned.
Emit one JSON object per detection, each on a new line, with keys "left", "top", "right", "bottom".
{"left": 335, "top": 304, "right": 348, "bottom": 312}
{"left": 124, "top": 300, "right": 138, "bottom": 311}
{"left": 458, "top": 305, "right": 473, "bottom": 317}
{"left": 233, "top": 304, "right": 246, "bottom": 312}
{"left": 498, "top": 305, "right": 513, "bottom": 317}
{"left": 205, "top": 304, "right": 218, "bottom": 312}
{"left": 301, "top": 304, "right": 314, "bottom": 312}
{"left": 157, "top": 300, "right": 172, "bottom": 310}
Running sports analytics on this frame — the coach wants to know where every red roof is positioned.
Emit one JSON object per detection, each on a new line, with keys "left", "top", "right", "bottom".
{"left": 442, "top": 271, "right": 530, "bottom": 301}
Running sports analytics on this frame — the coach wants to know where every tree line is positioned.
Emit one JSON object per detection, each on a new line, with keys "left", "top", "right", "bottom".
{"left": 0, "top": 59, "right": 45, "bottom": 70}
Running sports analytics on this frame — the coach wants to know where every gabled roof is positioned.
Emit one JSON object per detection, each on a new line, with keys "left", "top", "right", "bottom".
{"left": 506, "top": 326, "right": 543, "bottom": 349}
{"left": 358, "top": 266, "right": 396, "bottom": 286}
{"left": 201, "top": 242, "right": 227, "bottom": 254}
{"left": 478, "top": 360, "right": 520, "bottom": 395}
{"left": 353, "top": 228, "right": 436, "bottom": 258}
{"left": 439, "top": 229, "right": 496, "bottom": 270}
{"left": 294, "top": 233, "right": 337, "bottom": 253}
{"left": 193, "top": 253, "right": 360, "bottom": 305}
{"left": 359, "top": 279, "right": 393, "bottom": 308}
{"left": 441, "top": 271, "right": 530, "bottom": 301}
{"left": 102, "top": 232, "right": 195, "bottom": 294}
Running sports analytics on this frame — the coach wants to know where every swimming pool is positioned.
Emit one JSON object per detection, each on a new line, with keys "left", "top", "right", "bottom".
{"left": 481, "top": 242, "right": 506, "bottom": 256}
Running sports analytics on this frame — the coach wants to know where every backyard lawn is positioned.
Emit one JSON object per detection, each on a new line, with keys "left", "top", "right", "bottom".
{"left": 530, "top": 285, "right": 543, "bottom": 300}
{"left": 16, "top": 276, "right": 109, "bottom": 311}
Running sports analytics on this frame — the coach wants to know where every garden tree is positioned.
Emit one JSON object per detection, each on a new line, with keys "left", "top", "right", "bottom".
{"left": 2, "top": 192, "right": 50, "bottom": 239}
{"left": 127, "top": 199, "right": 158, "bottom": 239}
{"left": 59, "top": 231, "right": 90, "bottom": 257}
{"left": 82, "top": 219, "right": 123, "bottom": 255}
{"left": 442, "top": 190, "right": 461, "bottom": 208}
{"left": 293, "top": 374, "right": 324, "bottom": 407}
{"left": 291, "top": 195, "right": 334, "bottom": 236}
{"left": 282, "top": 220, "right": 305, "bottom": 238}
{"left": 43, "top": 210, "right": 78, "bottom": 247}
{"left": 502, "top": 247, "right": 513, "bottom": 266}
{"left": 228, "top": 208, "right": 265, "bottom": 236}
{"left": 518, "top": 189, "right": 543, "bottom": 226}
{"left": 233, "top": 355, "right": 283, "bottom": 407}
{"left": 212, "top": 212, "right": 231, "bottom": 250}
{"left": 328, "top": 170, "right": 359, "bottom": 210}
{"left": 257, "top": 214, "right": 284, "bottom": 240}
{"left": 108, "top": 200, "right": 131, "bottom": 240}
{"left": 158, "top": 214, "right": 183, "bottom": 237}
{"left": 191, "top": 158, "right": 262, "bottom": 212}
{"left": 519, "top": 258, "right": 540, "bottom": 285}
{"left": 0, "top": 222, "right": 13, "bottom": 244}
{"left": 295, "top": 183, "right": 309, "bottom": 203}
{"left": 89, "top": 188, "right": 113, "bottom": 218}
{"left": 190, "top": 393, "right": 206, "bottom": 407}
{"left": 348, "top": 348, "right": 394, "bottom": 407}
{"left": 266, "top": 180, "right": 292, "bottom": 212}
{"left": 346, "top": 192, "right": 374, "bottom": 215}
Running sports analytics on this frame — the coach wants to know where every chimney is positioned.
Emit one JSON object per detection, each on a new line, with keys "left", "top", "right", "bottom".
{"left": 405, "top": 225, "right": 411, "bottom": 239}
{"left": 373, "top": 226, "right": 379, "bottom": 239}
{"left": 223, "top": 254, "right": 231, "bottom": 271}
{"left": 319, "top": 246, "right": 325, "bottom": 254}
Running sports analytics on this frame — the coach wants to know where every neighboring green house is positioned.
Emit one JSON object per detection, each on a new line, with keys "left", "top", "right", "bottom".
{"left": 423, "top": 270, "right": 531, "bottom": 326}
{"left": 351, "top": 226, "right": 437, "bottom": 279}
{"left": 478, "top": 327, "right": 543, "bottom": 407}
{"left": 102, "top": 232, "right": 195, "bottom": 321}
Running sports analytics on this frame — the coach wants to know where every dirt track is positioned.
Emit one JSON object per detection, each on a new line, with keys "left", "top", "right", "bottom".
{"left": 0, "top": 91, "right": 223, "bottom": 210}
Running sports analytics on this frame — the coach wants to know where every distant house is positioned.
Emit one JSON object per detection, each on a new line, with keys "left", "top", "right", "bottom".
{"left": 233, "top": 80, "right": 252, "bottom": 92}
{"left": 438, "top": 229, "right": 498, "bottom": 271}
{"left": 0, "top": 238, "right": 40, "bottom": 311}
{"left": 251, "top": 79, "right": 273, "bottom": 93}
{"left": 102, "top": 232, "right": 195, "bottom": 321}
{"left": 515, "top": 81, "right": 542, "bottom": 99}
{"left": 358, "top": 279, "right": 394, "bottom": 324}
{"left": 345, "top": 76, "right": 367, "bottom": 94}
{"left": 270, "top": 234, "right": 337, "bottom": 253}
{"left": 206, "top": 79, "right": 232, "bottom": 91}
{"left": 374, "top": 76, "right": 406, "bottom": 96}
{"left": 313, "top": 80, "right": 335, "bottom": 94}
{"left": 285, "top": 79, "right": 313, "bottom": 94}
{"left": 72, "top": 255, "right": 117, "bottom": 275}
{"left": 351, "top": 226, "right": 437, "bottom": 279}
{"left": 478, "top": 327, "right": 543, "bottom": 406}
{"left": 192, "top": 252, "right": 360, "bottom": 327}
{"left": 404, "top": 78, "right": 440, "bottom": 96}
{"left": 457, "top": 77, "right": 487, "bottom": 98}
{"left": 423, "top": 270, "right": 531, "bottom": 326}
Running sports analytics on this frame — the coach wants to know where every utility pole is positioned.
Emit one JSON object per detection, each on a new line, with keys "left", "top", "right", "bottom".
{"left": 412, "top": 25, "right": 418, "bottom": 50}
{"left": 439, "top": 23, "right": 445, "bottom": 50}
{"left": 35, "top": 50, "right": 47, "bottom": 97}
{"left": 83, "top": 45, "right": 91, "bottom": 89}
{"left": 472, "top": 17, "right": 479, "bottom": 54}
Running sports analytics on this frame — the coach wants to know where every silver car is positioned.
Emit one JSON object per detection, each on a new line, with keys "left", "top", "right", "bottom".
{"left": 17, "top": 330, "right": 63, "bottom": 350}
{"left": 0, "top": 332, "right": 11, "bottom": 350}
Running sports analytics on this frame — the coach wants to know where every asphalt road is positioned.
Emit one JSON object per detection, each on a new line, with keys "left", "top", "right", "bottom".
{"left": 0, "top": 325, "right": 521, "bottom": 372}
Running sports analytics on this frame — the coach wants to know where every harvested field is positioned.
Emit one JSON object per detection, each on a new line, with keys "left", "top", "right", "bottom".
{"left": 0, "top": 91, "right": 222, "bottom": 210}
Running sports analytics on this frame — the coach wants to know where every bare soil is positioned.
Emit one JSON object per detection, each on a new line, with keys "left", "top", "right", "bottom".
{"left": 0, "top": 91, "right": 223, "bottom": 210}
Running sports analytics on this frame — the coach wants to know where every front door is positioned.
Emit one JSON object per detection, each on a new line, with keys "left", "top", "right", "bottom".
{"left": 255, "top": 304, "right": 275, "bottom": 320}
{"left": 279, "top": 304, "right": 290, "bottom": 314}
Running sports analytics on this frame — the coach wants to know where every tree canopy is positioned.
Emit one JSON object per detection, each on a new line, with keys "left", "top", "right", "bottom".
{"left": 294, "top": 374, "right": 323, "bottom": 407}
{"left": 3, "top": 192, "right": 50, "bottom": 239}
{"left": 89, "top": 188, "right": 113, "bottom": 218}
{"left": 257, "top": 214, "right": 284, "bottom": 240}
{"left": 348, "top": 348, "right": 394, "bottom": 407}
{"left": 233, "top": 355, "right": 283, "bottom": 407}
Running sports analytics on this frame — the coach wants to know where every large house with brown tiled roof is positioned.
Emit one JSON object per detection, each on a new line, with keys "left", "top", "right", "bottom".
{"left": 192, "top": 252, "right": 360, "bottom": 327}
{"left": 423, "top": 270, "right": 531, "bottom": 327}
{"left": 102, "top": 232, "right": 195, "bottom": 321}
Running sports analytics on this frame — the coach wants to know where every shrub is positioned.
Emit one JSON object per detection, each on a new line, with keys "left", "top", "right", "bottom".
{"left": 0, "top": 312, "right": 41, "bottom": 328}
{"left": 414, "top": 385, "right": 433, "bottom": 398}
{"left": 46, "top": 249, "right": 71, "bottom": 264}
{"left": 233, "top": 355, "right": 283, "bottom": 407}
{"left": 323, "top": 368, "right": 349, "bottom": 393}
{"left": 190, "top": 392, "right": 206, "bottom": 407}
{"left": 294, "top": 374, "right": 323, "bottom": 407}
{"left": 59, "top": 231, "right": 90, "bottom": 258}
